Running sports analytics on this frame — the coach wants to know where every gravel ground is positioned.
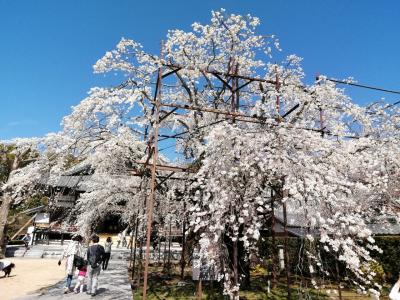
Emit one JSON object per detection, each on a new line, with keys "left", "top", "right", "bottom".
{"left": 0, "top": 258, "right": 65, "bottom": 300}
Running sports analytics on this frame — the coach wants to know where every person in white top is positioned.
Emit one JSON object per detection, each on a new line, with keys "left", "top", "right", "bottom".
{"left": 102, "top": 237, "right": 113, "bottom": 270}
{"left": 122, "top": 229, "right": 127, "bottom": 247}
{"left": 58, "top": 235, "right": 84, "bottom": 294}
{"left": 389, "top": 278, "right": 400, "bottom": 300}
{"left": 117, "top": 232, "right": 122, "bottom": 248}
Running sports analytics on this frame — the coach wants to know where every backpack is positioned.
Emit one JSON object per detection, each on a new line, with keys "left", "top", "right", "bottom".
{"left": 73, "top": 255, "right": 86, "bottom": 269}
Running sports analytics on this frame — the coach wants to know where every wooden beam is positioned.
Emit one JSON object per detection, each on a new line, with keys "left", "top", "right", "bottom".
{"left": 11, "top": 213, "right": 37, "bottom": 240}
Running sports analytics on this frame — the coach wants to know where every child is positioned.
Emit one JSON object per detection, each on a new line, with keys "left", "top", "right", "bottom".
{"left": 74, "top": 264, "right": 87, "bottom": 293}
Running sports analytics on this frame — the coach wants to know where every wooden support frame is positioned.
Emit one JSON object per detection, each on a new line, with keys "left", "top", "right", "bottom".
{"left": 142, "top": 44, "right": 164, "bottom": 300}
{"left": 134, "top": 41, "right": 374, "bottom": 299}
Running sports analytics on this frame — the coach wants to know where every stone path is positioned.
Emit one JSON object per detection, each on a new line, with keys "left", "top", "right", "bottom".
{"left": 15, "top": 260, "right": 132, "bottom": 300}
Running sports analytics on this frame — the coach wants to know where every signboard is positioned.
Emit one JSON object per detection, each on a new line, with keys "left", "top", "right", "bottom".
{"left": 35, "top": 213, "right": 50, "bottom": 224}
{"left": 54, "top": 194, "right": 75, "bottom": 208}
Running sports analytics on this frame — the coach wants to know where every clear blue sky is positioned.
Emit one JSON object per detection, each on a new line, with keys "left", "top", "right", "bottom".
{"left": 1, "top": 0, "right": 400, "bottom": 139}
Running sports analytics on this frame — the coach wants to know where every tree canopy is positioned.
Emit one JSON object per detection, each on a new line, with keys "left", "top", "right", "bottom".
{"left": 1, "top": 9, "right": 400, "bottom": 298}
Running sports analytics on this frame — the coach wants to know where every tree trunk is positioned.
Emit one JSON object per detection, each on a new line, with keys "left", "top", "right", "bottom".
{"left": 0, "top": 154, "right": 26, "bottom": 257}
{"left": 0, "top": 194, "right": 12, "bottom": 257}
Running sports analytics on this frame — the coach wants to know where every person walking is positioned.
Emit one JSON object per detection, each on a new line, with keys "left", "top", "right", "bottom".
{"left": 22, "top": 233, "right": 31, "bottom": 249}
{"left": 117, "top": 232, "right": 122, "bottom": 248}
{"left": 127, "top": 231, "right": 134, "bottom": 249}
{"left": 73, "top": 264, "right": 87, "bottom": 293}
{"left": 86, "top": 234, "right": 105, "bottom": 297}
{"left": 102, "top": 237, "right": 112, "bottom": 270}
{"left": 122, "top": 229, "right": 127, "bottom": 248}
{"left": 58, "top": 235, "right": 84, "bottom": 294}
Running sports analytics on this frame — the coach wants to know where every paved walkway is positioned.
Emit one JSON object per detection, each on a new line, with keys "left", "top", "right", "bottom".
{"left": 15, "top": 260, "right": 132, "bottom": 300}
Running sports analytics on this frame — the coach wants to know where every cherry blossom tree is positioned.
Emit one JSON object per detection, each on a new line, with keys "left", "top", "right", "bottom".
{"left": 88, "top": 9, "right": 400, "bottom": 297}
{"left": 2, "top": 9, "right": 400, "bottom": 299}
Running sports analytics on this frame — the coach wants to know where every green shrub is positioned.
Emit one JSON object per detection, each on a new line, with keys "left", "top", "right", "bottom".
{"left": 373, "top": 236, "right": 400, "bottom": 282}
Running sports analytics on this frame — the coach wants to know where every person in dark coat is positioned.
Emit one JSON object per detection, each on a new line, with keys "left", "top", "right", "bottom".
{"left": 86, "top": 234, "right": 105, "bottom": 297}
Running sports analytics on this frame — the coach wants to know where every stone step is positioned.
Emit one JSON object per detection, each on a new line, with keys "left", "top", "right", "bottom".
{"left": 6, "top": 248, "right": 26, "bottom": 257}
{"left": 42, "top": 250, "right": 63, "bottom": 257}
{"left": 42, "top": 253, "right": 62, "bottom": 259}
{"left": 24, "top": 249, "right": 44, "bottom": 258}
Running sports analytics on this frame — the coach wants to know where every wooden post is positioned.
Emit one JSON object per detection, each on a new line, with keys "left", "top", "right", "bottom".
{"left": 136, "top": 236, "right": 143, "bottom": 295}
{"left": 275, "top": 66, "right": 281, "bottom": 120}
{"left": 335, "top": 257, "right": 343, "bottom": 300}
{"left": 233, "top": 239, "right": 239, "bottom": 299}
{"left": 231, "top": 59, "right": 237, "bottom": 121}
{"left": 270, "top": 189, "right": 277, "bottom": 287}
{"left": 131, "top": 215, "right": 139, "bottom": 279}
{"left": 142, "top": 43, "right": 163, "bottom": 300}
{"left": 196, "top": 279, "right": 203, "bottom": 300}
{"left": 32, "top": 229, "right": 36, "bottom": 246}
{"left": 283, "top": 201, "right": 291, "bottom": 299}
{"left": 129, "top": 215, "right": 136, "bottom": 269}
{"left": 157, "top": 235, "right": 161, "bottom": 263}
{"left": 316, "top": 74, "right": 325, "bottom": 137}
{"left": 180, "top": 201, "right": 186, "bottom": 280}
{"left": 167, "top": 219, "right": 172, "bottom": 277}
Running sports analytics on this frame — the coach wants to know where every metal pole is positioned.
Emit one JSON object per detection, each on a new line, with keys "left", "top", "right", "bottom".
{"left": 142, "top": 44, "right": 163, "bottom": 300}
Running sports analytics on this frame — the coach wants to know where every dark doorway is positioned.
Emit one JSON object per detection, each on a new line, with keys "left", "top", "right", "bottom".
{"left": 96, "top": 214, "right": 126, "bottom": 233}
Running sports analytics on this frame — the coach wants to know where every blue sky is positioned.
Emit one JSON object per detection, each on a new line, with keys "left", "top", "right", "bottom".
{"left": 1, "top": 0, "right": 400, "bottom": 140}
